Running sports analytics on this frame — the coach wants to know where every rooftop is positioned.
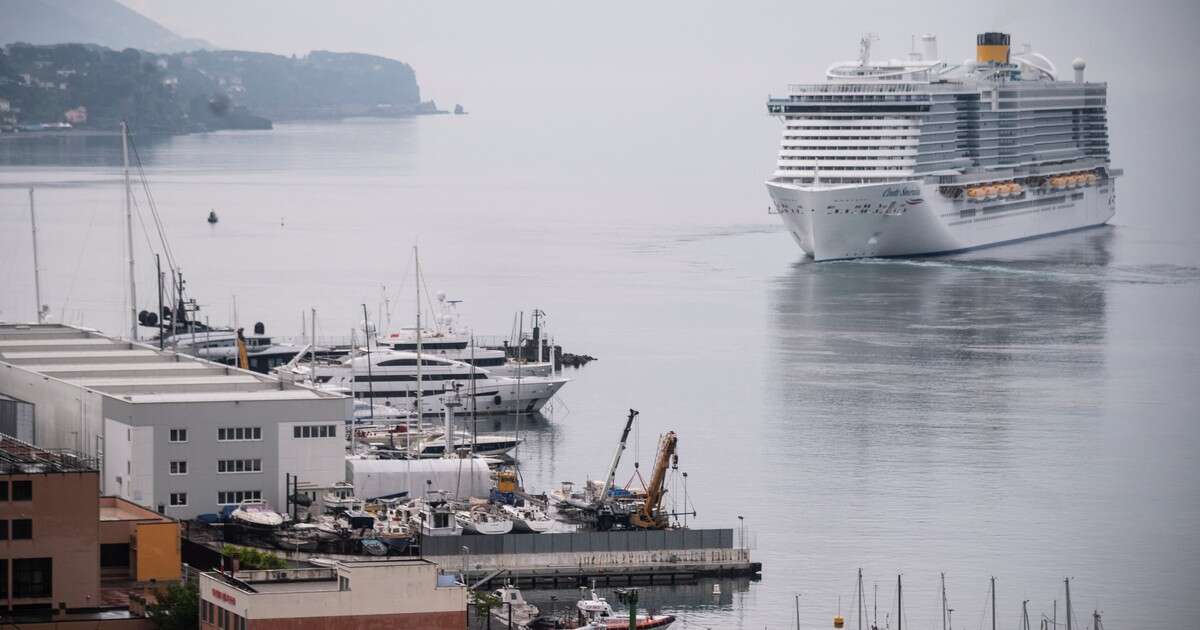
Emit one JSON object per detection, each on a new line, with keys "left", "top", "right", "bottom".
{"left": 99, "top": 495, "right": 175, "bottom": 523}
{"left": 0, "top": 324, "right": 344, "bottom": 404}
{"left": 0, "top": 432, "right": 98, "bottom": 474}
{"left": 207, "top": 559, "right": 437, "bottom": 595}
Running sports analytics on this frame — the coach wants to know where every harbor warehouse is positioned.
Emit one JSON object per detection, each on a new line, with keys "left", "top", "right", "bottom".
{"left": 199, "top": 560, "right": 466, "bottom": 630}
{"left": 0, "top": 324, "right": 350, "bottom": 519}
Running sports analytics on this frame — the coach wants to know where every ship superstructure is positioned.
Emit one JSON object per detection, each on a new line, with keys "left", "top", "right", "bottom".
{"left": 765, "top": 32, "right": 1120, "bottom": 260}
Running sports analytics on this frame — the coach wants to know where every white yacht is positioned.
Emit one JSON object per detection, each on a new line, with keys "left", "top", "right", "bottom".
{"left": 455, "top": 505, "right": 514, "bottom": 535}
{"left": 382, "top": 327, "right": 553, "bottom": 377}
{"left": 500, "top": 503, "right": 555, "bottom": 533}
{"left": 380, "top": 294, "right": 554, "bottom": 377}
{"left": 314, "top": 349, "right": 568, "bottom": 417}
{"left": 765, "top": 32, "right": 1119, "bottom": 260}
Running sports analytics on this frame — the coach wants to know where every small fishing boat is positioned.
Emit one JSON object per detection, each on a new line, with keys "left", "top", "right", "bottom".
{"left": 207, "top": 210, "right": 218, "bottom": 224}
{"left": 502, "top": 503, "right": 555, "bottom": 533}
{"left": 456, "top": 505, "right": 513, "bottom": 535}
{"left": 571, "top": 588, "right": 675, "bottom": 629}
{"left": 323, "top": 481, "right": 360, "bottom": 511}
{"left": 402, "top": 493, "right": 463, "bottom": 537}
{"left": 490, "top": 584, "right": 540, "bottom": 628}
{"left": 230, "top": 500, "right": 285, "bottom": 530}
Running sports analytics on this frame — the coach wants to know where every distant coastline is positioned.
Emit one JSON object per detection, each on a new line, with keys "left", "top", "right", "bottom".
{"left": 0, "top": 43, "right": 439, "bottom": 136}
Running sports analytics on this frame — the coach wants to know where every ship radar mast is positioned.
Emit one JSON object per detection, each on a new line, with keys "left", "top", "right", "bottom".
{"left": 858, "top": 33, "right": 878, "bottom": 66}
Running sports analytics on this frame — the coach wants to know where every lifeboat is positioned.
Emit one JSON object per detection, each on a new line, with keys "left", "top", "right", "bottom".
{"left": 1010, "top": 183, "right": 1024, "bottom": 195}
{"left": 967, "top": 188, "right": 983, "bottom": 202}
{"left": 985, "top": 186, "right": 999, "bottom": 200}
{"left": 1049, "top": 177, "right": 1064, "bottom": 190}
{"left": 1086, "top": 173, "right": 1099, "bottom": 185}
{"left": 1071, "top": 175, "right": 1083, "bottom": 188}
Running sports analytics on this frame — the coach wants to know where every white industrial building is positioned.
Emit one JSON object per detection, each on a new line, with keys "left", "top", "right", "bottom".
{"left": 0, "top": 323, "right": 351, "bottom": 519}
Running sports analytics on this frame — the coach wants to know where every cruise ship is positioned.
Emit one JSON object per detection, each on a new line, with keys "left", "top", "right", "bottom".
{"left": 765, "top": 32, "right": 1120, "bottom": 260}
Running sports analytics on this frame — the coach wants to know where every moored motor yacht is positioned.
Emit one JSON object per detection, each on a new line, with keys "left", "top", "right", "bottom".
{"left": 312, "top": 349, "right": 568, "bottom": 417}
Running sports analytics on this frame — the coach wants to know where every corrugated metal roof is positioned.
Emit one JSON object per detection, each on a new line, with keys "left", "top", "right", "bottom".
{"left": 0, "top": 324, "right": 343, "bottom": 404}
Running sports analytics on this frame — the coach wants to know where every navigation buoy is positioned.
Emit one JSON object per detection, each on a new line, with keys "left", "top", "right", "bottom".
{"left": 207, "top": 210, "right": 218, "bottom": 224}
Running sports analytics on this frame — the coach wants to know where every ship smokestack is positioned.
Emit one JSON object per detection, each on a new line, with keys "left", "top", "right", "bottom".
{"left": 921, "top": 34, "right": 938, "bottom": 62}
{"left": 976, "top": 32, "right": 1010, "bottom": 64}
{"left": 1072, "top": 57, "right": 1086, "bottom": 83}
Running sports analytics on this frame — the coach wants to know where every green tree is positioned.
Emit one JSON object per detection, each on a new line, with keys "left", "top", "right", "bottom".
{"left": 146, "top": 582, "right": 199, "bottom": 630}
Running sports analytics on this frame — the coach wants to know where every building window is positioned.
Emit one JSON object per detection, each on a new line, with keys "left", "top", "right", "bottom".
{"left": 169, "top": 429, "right": 188, "bottom": 443}
{"left": 11, "top": 480, "right": 31, "bottom": 501}
{"left": 12, "top": 558, "right": 51, "bottom": 598}
{"left": 100, "top": 543, "right": 130, "bottom": 568}
{"left": 294, "top": 424, "right": 337, "bottom": 439}
{"left": 217, "top": 459, "right": 262, "bottom": 474}
{"left": 339, "top": 576, "right": 350, "bottom": 591}
{"left": 170, "top": 461, "right": 188, "bottom": 475}
{"left": 0, "top": 481, "right": 7, "bottom": 501}
{"left": 169, "top": 493, "right": 187, "bottom": 507}
{"left": 217, "top": 490, "right": 261, "bottom": 505}
{"left": 0, "top": 560, "right": 6, "bottom": 598}
{"left": 11, "top": 519, "right": 31, "bottom": 540}
{"left": 0, "top": 520, "right": 7, "bottom": 540}
{"left": 218, "top": 427, "right": 262, "bottom": 442}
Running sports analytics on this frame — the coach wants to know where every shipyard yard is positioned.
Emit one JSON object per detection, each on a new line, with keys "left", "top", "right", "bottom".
{"left": 2, "top": 2, "right": 1200, "bottom": 630}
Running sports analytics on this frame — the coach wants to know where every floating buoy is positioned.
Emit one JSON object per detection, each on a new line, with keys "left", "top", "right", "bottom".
{"left": 835, "top": 615, "right": 845, "bottom": 628}
{"left": 207, "top": 210, "right": 218, "bottom": 224}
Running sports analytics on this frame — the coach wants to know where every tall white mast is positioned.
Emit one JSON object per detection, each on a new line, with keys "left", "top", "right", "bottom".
{"left": 414, "top": 245, "right": 423, "bottom": 428}
{"left": 121, "top": 121, "right": 137, "bottom": 341}
{"left": 28, "top": 188, "right": 45, "bottom": 324}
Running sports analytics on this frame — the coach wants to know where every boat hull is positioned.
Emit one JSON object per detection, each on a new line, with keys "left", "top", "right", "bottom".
{"left": 766, "top": 177, "right": 1117, "bottom": 261}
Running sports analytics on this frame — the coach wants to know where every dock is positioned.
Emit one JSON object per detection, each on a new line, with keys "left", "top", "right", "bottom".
{"left": 184, "top": 526, "right": 759, "bottom": 588}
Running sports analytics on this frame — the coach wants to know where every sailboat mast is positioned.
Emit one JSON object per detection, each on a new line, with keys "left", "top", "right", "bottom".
{"left": 896, "top": 574, "right": 902, "bottom": 630}
{"left": 122, "top": 121, "right": 137, "bottom": 341}
{"left": 470, "top": 336, "right": 477, "bottom": 455}
{"left": 990, "top": 577, "right": 996, "bottom": 630}
{"left": 414, "top": 246, "right": 423, "bottom": 427}
{"left": 362, "top": 304, "right": 374, "bottom": 420}
{"left": 28, "top": 188, "right": 44, "bottom": 324}
{"left": 857, "top": 568, "right": 865, "bottom": 630}
{"left": 1064, "top": 578, "right": 1072, "bottom": 630}
{"left": 941, "top": 573, "right": 947, "bottom": 630}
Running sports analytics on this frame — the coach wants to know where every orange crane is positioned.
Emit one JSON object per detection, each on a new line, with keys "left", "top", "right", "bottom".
{"left": 629, "top": 431, "right": 677, "bottom": 529}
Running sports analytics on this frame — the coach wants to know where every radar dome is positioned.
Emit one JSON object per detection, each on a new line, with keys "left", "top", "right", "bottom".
{"left": 1072, "top": 57, "right": 1086, "bottom": 70}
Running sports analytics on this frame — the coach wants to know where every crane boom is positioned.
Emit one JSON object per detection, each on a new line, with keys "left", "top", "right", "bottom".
{"left": 630, "top": 430, "right": 676, "bottom": 529}
{"left": 600, "top": 409, "right": 638, "bottom": 504}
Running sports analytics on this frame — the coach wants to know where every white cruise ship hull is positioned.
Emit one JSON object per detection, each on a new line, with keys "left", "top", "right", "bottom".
{"left": 766, "top": 178, "right": 1117, "bottom": 261}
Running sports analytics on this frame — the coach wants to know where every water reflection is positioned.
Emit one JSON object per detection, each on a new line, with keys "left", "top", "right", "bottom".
{"left": 769, "top": 227, "right": 1114, "bottom": 438}
{"left": 0, "top": 132, "right": 175, "bottom": 167}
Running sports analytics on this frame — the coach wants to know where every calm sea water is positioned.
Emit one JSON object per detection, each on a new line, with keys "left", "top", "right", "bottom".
{"left": 1, "top": 114, "right": 1197, "bottom": 630}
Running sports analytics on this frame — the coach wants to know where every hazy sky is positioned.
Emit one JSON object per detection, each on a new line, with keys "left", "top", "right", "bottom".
{"left": 119, "top": 0, "right": 1198, "bottom": 113}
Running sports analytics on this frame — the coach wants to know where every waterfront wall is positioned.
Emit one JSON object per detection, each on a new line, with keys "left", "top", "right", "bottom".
{"left": 420, "top": 528, "right": 749, "bottom": 578}
{"left": 419, "top": 527, "right": 734, "bottom": 556}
